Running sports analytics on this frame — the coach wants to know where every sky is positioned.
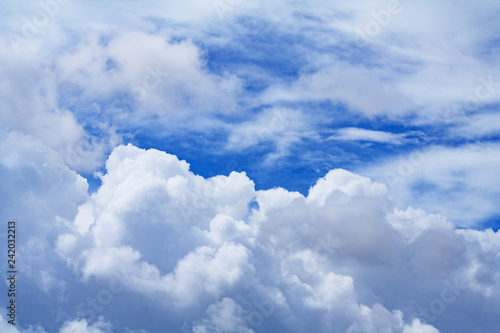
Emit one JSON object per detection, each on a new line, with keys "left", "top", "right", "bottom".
{"left": 1, "top": 0, "right": 500, "bottom": 332}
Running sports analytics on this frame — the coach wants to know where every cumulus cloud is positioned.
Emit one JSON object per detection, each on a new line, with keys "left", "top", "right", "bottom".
{"left": 192, "top": 297, "right": 254, "bottom": 333}
{"left": 0, "top": 131, "right": 88, "bottom": 236}
{"left": 59, "top": 318, "right": 112, "bottom": 333}
{"left": 0, "top": 130, "right": 90, "bottom": 328}
{"left": 48, "top": 145, "right": 500, "bottom": 332}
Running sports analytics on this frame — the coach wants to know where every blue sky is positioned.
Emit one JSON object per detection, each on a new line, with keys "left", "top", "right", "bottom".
{"left": 1, "top": 1, "right": 500, "bottom": 332}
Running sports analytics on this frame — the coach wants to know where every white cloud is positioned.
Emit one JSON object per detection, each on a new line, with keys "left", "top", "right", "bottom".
{"left": 0, "top": 131, "right": 90, "bottom": 319}
{"left": 59, "top": 318, "right": 112, "bottom": 333}
{"left": 364, "top": 143, "right": 500, "bottom": 226}
{"left": 328, "top": 127, "right": 409, "bottom": 144}
{"left": 403, "top": 319, "right": 440, "bottom": 333}
{"left": 56, "top": 31, "right": 242, "bottom": 119}
{"left": 307, "top": 168, "right": 388, "bottom": 206}
{"left": 0, "top": 314, "right": 117, "bottom": 333}
{"left": 448, "top": 112, "right": 500, "bottom": 139}
{"left": 0, "top": 30, "right": 120, "bottom": 172}
{"left": 73, "top": 200, "right": 96, "bottom": 234}
{"left": 226, "top": 108, "right": 317, "bottom": 162}
{"left": 261, "top": 64, "right": 411, "bottom": 117}
{"left": 303, "top": 272, "right": 357, "bottom": 311}
{"left": 192, "top": 298, "right": 254, "bottom": 333}
{"left": 48, "top": 144, "right": 500, "bottom": 332}
{"left": 163, "top": 242, "right": 253, "bottom": 306}
{"left": 3, "top": 141, "right": 500, "bottom": 331}
{"left": 0, "top": 131, "right": 88, "bottom": 237}
{"left": 387, "top": 207, "right": 454, "bottom": 243}
{"left": 251, "top": 0, "right": 500, "bottom": 126}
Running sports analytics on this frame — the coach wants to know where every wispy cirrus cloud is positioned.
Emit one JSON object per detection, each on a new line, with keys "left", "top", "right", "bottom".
{"left": 327, "top": 127, "right": 409, "bottom": 144}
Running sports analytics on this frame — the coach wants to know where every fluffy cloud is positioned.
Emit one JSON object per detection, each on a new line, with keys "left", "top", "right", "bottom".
{"left": 192, "top": 298, "right": 254, "bottom": 333}
{"left": 49, "top": 144, "right": 500, "bottom": 332}
{"left": 0, "top": 130, "right": 90, "bottom": 329}
{"left": 56, "top": 31, "right": 241, "bottom": 119}
{"left": 0, "top": 130, "right": 88, "bottom": 239}
{"left": 59, "top": 318, "right": 112, "bottom": 333}
{"left": 1, "top": 141, "right": 499, "bottom": 332}
{"left": 0, "top": 20, "right": 121, "bottom": 172}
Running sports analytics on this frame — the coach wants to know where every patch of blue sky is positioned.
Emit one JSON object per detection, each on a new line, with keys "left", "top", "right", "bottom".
{"left": 130, "top": 129, "right": 303, "bottom": 192}
{"left": 81, "top": 171, "right": 102, "bottom": 194}
{"left": 476, "top": 215, "right": 500, "bottom": 232}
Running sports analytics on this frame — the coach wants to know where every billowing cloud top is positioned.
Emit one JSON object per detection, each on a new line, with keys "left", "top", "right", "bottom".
{"left": 1, "top": 143, "right": 499, "bottom": 332}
